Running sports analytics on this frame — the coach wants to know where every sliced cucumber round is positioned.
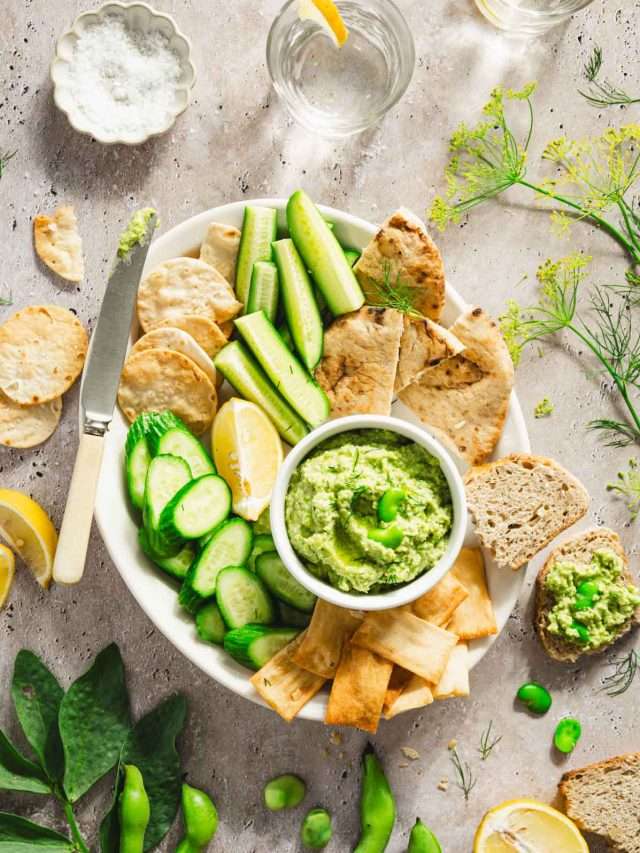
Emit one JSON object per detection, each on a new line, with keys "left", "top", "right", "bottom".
{"left": 155, "top": 427, "right": 215, "bottom": 478}
{"left": 196, "top": 601, "right": 226, "bottom": 646}
{"left": 248, "top": 533, "right": 275, "bottom": 572}
{"left": 159, "top": 474, "right": 231, "bottom": 544}
{"left": 138, "top": 527, "right": 195, "bottom": 581}
{"left": 143, "top": 454, "right": 192, "bottom": 557}
{"left": 223, "top": 624, "right": 299, "bottom": 670}
{"left": 255, "top": 551, "right": 317, "bottom": 613}
{"left": 216, "top": 566, "right": 276, "bottom": 629}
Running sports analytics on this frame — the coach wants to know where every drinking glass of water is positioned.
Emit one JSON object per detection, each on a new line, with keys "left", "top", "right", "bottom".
{"left": 267, "top": 0, "right": 415, "bottom": 138}
{"left": 474, "top": 0, "right": 595, "bottom": 35}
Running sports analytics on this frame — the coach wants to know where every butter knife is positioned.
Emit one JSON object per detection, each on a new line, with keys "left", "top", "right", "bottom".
{"left": 53, "top": 214, "right": 157, "bottom": 585}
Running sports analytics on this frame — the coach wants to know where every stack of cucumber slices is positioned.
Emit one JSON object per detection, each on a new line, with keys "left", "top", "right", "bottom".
{"left": 125, "top": 410, "right": 317, "bottom": 671}
{"left": 215, "top": 190, "right": 364, "bottom": 445}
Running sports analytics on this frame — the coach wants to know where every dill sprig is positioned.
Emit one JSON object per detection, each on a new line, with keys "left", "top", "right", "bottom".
{"left": 478, "top": 721, "right": 502, "bottom": 760}
{"left": 0, "top": 149, "right": 16, "bottom": 179}
{"left": 366, "top": 261, "right": 426, "bottom": 320}
{"left": 601, "top": 650, "right": 639, "bottom": 696}
{"left": 450, "top": 747, "right": 476, "bottom": 801}
{"left": 607, "top": 459, "right": 640, "bottom": 519}
{"left": 499, "top": 255, "right": 640, "bottom": 447}
{"left": 429, "top": 84, "right": 640, "bottom": 267}
{"left": 579, "top": 45, "right": 640, "bottom": 108}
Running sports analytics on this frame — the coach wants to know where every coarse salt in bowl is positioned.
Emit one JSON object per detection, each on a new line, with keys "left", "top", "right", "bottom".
{"left": 270, "top": 414, "right": 468, "bottom": 612}
{"left": 51, "top": 2, "right": 196, "bottom": 145}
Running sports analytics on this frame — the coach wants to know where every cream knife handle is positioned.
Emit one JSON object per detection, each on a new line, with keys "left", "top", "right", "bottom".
{"left": 53, "top": 432, "right": 105, "bottom": 585}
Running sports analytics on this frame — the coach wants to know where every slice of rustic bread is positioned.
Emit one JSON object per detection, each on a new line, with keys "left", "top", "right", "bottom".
{"left": 559, "top": 753, "right": 640, "bottom": 852}
{"left": 464, "top": 453, "right": 590, "bottom": 571}
{"left": 536, "top": 527, "right": 638, "bottom": 662}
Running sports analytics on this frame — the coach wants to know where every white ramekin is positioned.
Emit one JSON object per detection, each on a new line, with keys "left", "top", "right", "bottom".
{"left": 51, "top": 2, "right": 196, "bottom": 145}
{"left": 270, "top": 415, "right": 468, "bottom": 612}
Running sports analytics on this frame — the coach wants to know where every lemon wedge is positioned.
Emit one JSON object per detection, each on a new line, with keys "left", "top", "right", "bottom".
{"left": 298, "top": 0, "right": 349, "bottom": 47}
{"left": 0, "top": 543, "right": 15, "bottom": 608}
{"left": 0, "top": 489, "right": 58, "bottom": 589}
{"left": 474, "top": 799, "right": 589, "bottom": 853}
{"left": 212, "top": 398, "right": 283, "bottom": 522}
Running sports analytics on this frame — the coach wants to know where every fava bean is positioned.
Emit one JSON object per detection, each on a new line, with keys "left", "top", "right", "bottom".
{"left": 353, "top": 744, "right": 396, "bottom": 853}
{"left": 301, "top": 808, "right": 332, "bottom": 849}
{"left": 176, "top": 783, "right": 218, "bottom": 853}
{"left": 407, "top": 818, "right": 442, "bottom": 853}
{"left": 368, "top": 526, "right": 404, "bottom": 549}
{"left": 554, "top": 718, "right": 582, "bottom": 754}
{"left": 576, "top": 579, "right": 600, "bottom": 599}
{"left": 570, "top": 620, "right": 591, "bottom": 644}
{"left": 118, "top": 765, "right": 150, "bottom": 853}
{"left": 516, "top": 682, "right": 552, "bottom": 715}
{"left": 377, "top": 489, "right": 407, "bottom": 523}
{"left": 263, "top": 774, "right": 306, "bottom": 811}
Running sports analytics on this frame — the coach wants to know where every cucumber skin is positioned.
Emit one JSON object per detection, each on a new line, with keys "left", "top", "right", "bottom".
{"left": 138, "top": 527, "right": 195, "bottom": 581}
{"left": 126, "top": 439, "right": 151, "bottom": 511}
{"left": 236, "top": 207, "right": 278, "bottom": 306}
{"left": 142, "top": 454, "right": 192, "bottom": 558}
{"left": 214, "top": 341, "right": 309, "bottom": 445}
{"left": 155, "top": 427, "right": 215, "bottom": 478}
{"left": 196, "top": 601, "right": 226, "bottom": 645}
{"left": 287, "top": 190, "right": 365, "bottom": 316}
{"left": 216, "top": 566, "right": 276, "bottom": 630}
{"left": 141, "top": 411, "right": 186, "bottom": 456}
{"left": 255, "top": 551, "right": 317, "bottom": 613}
{"left": 248, "top": 533, "right": 275, "bottom": 572}
{"left": 223, "top": 624, "right": 299, "bottom": 670}
{"left": 272, "top": 239, "right": 324, "bottom": 371}
{"left": 158, "top": 474, "right": 231, "bottom": 545}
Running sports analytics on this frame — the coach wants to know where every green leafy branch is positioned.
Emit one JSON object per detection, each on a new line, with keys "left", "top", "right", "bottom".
{"left": 579, "top": 46, "right": 640, "bottom": 109}
{"left": 499, "top": 254, "right": 640, "bottom": 448}
{"left": 0, "top": 645, "right": 186, "bottom": 852}
{"left": 429, "top": 84, "right": 640, "bottom": 267}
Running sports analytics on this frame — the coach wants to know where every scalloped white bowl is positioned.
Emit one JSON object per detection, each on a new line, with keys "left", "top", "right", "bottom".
{"left": 51, "top": 2, "right": 196, "bottom": 145}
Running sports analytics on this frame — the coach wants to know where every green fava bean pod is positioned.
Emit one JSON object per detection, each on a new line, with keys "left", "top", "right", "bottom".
{"left": 554, "top": 718, "right": 582, "bottom": 754}
{"left": 353, "top": 744, "right": 396, "bottom": 853}
{"left": 516, "top": 682, "right": 552, "bottom": 715}
{"left": 118, "top": 764, "right": 150, "bottom": 853}
{"left": 301, "top": 808, "right": 332, "bottom": 849}
{"left": 407, "top": 818, "right": 442, "bottom": 853}
{"left": 264, "top": 774, "right": 306, "bottom": 811}
{"left": 176, "top": 783, "right": 219, "bottom": 852}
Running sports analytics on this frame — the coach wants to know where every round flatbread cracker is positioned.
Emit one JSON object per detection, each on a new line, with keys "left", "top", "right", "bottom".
{"left": 137, "top": 258, "right": 242, "bottom": 333}
{"left": 130, "top": 327, "right": 217, "bottom": 387}
{"left": 147, "top": 315, "right": 227, "bottom": 359}
{"left": 0, "top": 305, "right": 88, "bottom": 405}
{"left": 0, "top": 392, "right": 62, "bottom": 448}
{"left": 118, "top": 348, "right": 217, "bottom": 435}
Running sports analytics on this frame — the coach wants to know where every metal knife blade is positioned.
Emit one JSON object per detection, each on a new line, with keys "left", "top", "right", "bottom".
{"left": 80, "top": 215, "right": 157, "bottom": 434}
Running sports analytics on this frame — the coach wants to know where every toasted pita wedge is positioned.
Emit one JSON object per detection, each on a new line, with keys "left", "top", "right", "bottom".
{"left": 33, "top": 205, "right": 84, "bottom": 283}
{"left": 199, "top": 222, "right": 241, "bottom": 283}
{"left": 447, "top": 548, "right": 497, "bottom": 641}
{"left": 354, "top": 208, "right": 445, "bottom": 321}
{"left": 351, "top": 610, "right": 458, "bottom": 684}
{"left": 399, "top": 307, "right": 514, "bottom": 465}
{"left": 411, "top": 573, "right": 469, "bottom": 627}
{"left": 325, "top": 644, "right": 392, "bottom": 734}
{"left": 292, "top": 600, "right": 363, "bottom": 679}
{"left": 315, "top": 307, "right": 404, "bottom": 417}
{"left": 433, "top": 643, "right": 470, "bottom": 700}
{"left": 383, "top": 666, "right": 413, "bottom": 713}
{"left": 250, "top": 632, "right": 326, "bottom": 722}
{"left": 395, "top": 317, "right": 464, "bottom": 393}
{"left": 384, "top": 674, "right": 434, "bottom": 719}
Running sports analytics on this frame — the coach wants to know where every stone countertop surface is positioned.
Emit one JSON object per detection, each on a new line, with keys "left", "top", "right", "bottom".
{"left": 1, "top": 0, "right": 638, "bottom": 849}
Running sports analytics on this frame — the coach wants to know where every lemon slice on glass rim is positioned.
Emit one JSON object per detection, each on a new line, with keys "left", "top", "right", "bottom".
{"left": 0, "top": 489, "right": 58, "bottom": 589}
{"left": 474, "top": 798, "right": 589, "bottom": 853}
{"left": 298, "top": 0, "right": 349, "bottom": 47}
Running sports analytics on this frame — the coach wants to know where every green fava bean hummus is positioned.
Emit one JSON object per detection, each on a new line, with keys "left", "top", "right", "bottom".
{"left": 117, "top": 207, "right": 157, "bottom": 258}
{"left": 285, "top": 429, "right": 453, "bottom": 594}
{"left": 545, "top": 550, "right": 640, "bottom": 650}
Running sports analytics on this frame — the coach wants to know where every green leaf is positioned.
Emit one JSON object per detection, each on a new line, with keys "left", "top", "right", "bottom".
{"left": 0, "top": 812, "right": 72, "bottom": 851}
{"left": 0, "top": 729, "right": 51, "bottom": 794}
{"left": 100, "top": 695, "right": 186, "bottom": 852}
{"left": 11, "top": 650, "right": 65, "bottom": 782}
{"left": 58, "top": 644, "right": 131, "bottom": 803}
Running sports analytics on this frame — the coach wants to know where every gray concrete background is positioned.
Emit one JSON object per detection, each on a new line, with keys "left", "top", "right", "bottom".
{"left": 1, "top": 0, "right": 639, "bottom": 849}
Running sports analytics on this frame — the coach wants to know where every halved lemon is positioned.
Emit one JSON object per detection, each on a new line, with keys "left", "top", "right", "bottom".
{"left": 0, "top": 489, "right": 58, "bottom": 589}
{"left": 298, "top": 0, "right": 349, "bottom": 47}
{"left": 0, "top": 543, "right": 15, "bottom": 608}
{"left": 212, "top": 398, "right": 283, "bottom": 522}
{"left": 474, "top": 799, "right": 589, "bottom": 853}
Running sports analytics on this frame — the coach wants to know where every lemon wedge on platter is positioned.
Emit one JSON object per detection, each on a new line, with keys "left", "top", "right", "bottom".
{"left": 212, "top": 398, "right": 283, "bottom": 522}
{"left": 0, "top": 543, "right": 15, "bottom": 607}
{"left": 298, "top": 0, "right": 349, "bottom": 47}
{"left": 474, "top": 798, "right": 589, "bottom": 853}
{"left": 0, "top": 489, "right": 58, "bottom": 588}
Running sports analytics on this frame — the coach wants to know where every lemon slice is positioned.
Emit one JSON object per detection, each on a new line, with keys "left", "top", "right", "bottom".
{"left": 0, "top": 543, "right": 15, "bottom": 608}
{"left": 0, "top": 489, "right": 57, "bottom": 589}
{"left": 212, "top": 398, "right": 283, "bottom": 522}
{"left": 474, "top": 799, "right": 589, "bottom": 853}
{"left": 298, "top": 0, "right": 349, "bottom": 47}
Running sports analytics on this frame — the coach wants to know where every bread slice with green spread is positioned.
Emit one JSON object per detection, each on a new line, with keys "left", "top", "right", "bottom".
{"left": 559, "top": 752, "right": 640, "bottom": 852}
{"left": 535, "top": 527, "right": 639, "bottom": 663}
{"left": 463, "top": 454, "right": 590, "bottom": 571}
